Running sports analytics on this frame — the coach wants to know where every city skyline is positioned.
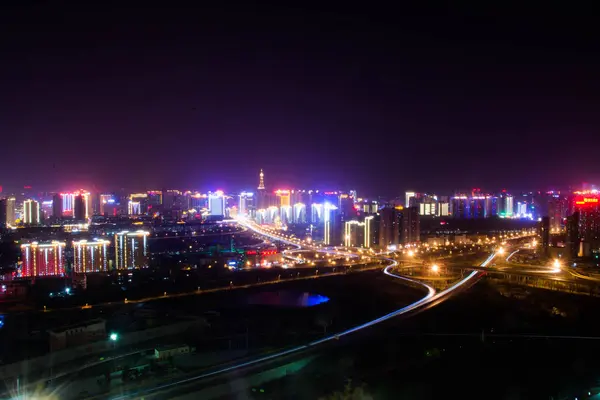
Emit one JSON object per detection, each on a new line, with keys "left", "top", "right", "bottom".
{"left": 0, "top": 167, "right": 596, "bottom": 199}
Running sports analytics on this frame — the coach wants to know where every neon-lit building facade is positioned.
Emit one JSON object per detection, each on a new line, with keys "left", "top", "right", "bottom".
{"left": 23, "top": 199, "right": 40, "bottom": 225}
{"left": 73, "top": 239, "right": 110, "bottom": 273}
{"left": 293, "top": 203, "right": 306, "bottom": 223}
{"left": 99, "top": 194, "right": 115, "bottom": 216}
{"left": 573, "top": 192, "right": 600, "bottom": 253}
{"left": 239, "top": 192, "right": 254, "bottom": 216}
{"left": 344, "top": 216, "right": 374, "bottom": 248}
{"left": 128, "top": 201, "right": 141, "bottom": 215}
{"left": 115, "top": 230, "right": 150, "bottom": 270}
{"left": 323, "top": 202, "right": 339, "bottom": 245}
{"left": 275, "top": 190, "right": 291, "bottom": 207}
{"left": 208, "top": 191, "right": 226, "bottom": 216}
{"left": 62, "top": 191, "right": 91, "bottom": 218}
{"left": 20, "top": 241, "right": 66, "bottom": 278}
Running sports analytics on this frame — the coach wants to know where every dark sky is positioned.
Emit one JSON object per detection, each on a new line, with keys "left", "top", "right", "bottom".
{"left": 1, "top": 3, "right": 599, "bottom": 196}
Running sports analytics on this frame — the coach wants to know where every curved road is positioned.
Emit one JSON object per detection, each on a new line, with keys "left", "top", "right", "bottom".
{"left": 110, "top": 220, "right": 495, "bottom": 400}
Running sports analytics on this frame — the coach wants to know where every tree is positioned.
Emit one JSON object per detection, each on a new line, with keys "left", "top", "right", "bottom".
{"left": 121, "top": 365, "right": 131, "bottom": 383}
{"left": 319, "top": 379, "right": 373, "bottom": 400}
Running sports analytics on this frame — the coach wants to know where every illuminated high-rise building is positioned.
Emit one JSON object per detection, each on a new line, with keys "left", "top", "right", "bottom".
{"left": 40, "top": 200, "right": 53, "bottom": 220}
{"left": 52, "top": 193, "right": 62, "bottom": 219}
{"left": 484, "top": 196, "right": 498, "bottom": 218}
{"left": 208, "top": 191, "right": 226, "bottom": 216}
{"left": 280, "top": 205, "right": 292, "bottom": 225}
{"left": 405, "top": 192, "right": 416, "bottom": 208}
{"left": 20, "top": 241, "right": 66, "bottom": 277}
{"left": 0, "top": 199, "right": 6, "bottom": 228}
{"left": 115, "top": 230, "right": 149, "bottom": 270}
{"left": 323, "top": 202, "right": 340, "bottom": 245}
{"left": 573, "top": 192, "right": 600, "bottom": 256}
{"left": 451, "top": 195, "right": 469, "bottom": 218}
{"left": 311, "top": 203, "right": 323, "bottom": 224}
{"left": 190, "top": 193, "right": 208, "bottom": 210}
{"left": 540, "top": 216, "right": 550, "bottom": 255}
{"left": 128, "top": 201, "right": 141, "bottom": 215}
{"left": 5, "top": 197, "right": 16, "bottom": 227}
{"left": 239, "top": 192, "right": 254, "bottom": 216}
{"left": 344, "top": 216, "right": 374, "bottom": 248}
{"left": 23, "top": 199, "right": 40, "bottom": 225}
{"left": 293, "top": 203, "right": 306, "bottom": 223}
{"left": 99, "top": 194, "right": 115, "bottom": 216}
{"left": 401, "top": 206, "right": 420, "bottom": 244}
{"left": 275, "top": 190, "right": 290, "bottom": 207}
{"left": 62, "top": 193, "right": 75, "bottom": 217}
{"left": 256, "top": 208, "right": 267, "bottom": 224}
{"left": 379, "top": 206, "right": 400, "bottom": 248}
{"left": 147, "top": 190, "right": 163, "bottom": 208}
{"left": 129, "top": 193, "right": 148, "bottom": 214}
{"left": 339, "top": 193, "right": 356, "bottom": 221}
{"left": 73, "top": 239, "right": 110, "bottom": 273}
{"left": 62, "top": 191, "right": 91, "bottom": 219}
{"left": 470, "top": 196, "right": 486, "bottom": 218}
{"left": 74, "top": 195, "right": 86, "bottom": 221}
{"left": 548, "top": 195, "right": 567, "bottom": 232}
{"left": 267, "top": 206, "right": 279, "bottom": 224}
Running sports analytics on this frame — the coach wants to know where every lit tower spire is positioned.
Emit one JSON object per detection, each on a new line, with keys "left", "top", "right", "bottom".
{"left": 258, "top": 169, "right": 265, "bottom": 190}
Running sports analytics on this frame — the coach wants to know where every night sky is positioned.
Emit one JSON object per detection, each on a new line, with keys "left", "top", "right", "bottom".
{"left": 2, "top": 4, "right": 599, "bottom": 195}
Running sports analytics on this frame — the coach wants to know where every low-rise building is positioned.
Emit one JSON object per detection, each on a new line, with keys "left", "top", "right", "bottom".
{"left": 49, "top": 318, "right": 106, "bottom": 351}
{"left": 154, "top": 344, "right": 191, "bottom": 360}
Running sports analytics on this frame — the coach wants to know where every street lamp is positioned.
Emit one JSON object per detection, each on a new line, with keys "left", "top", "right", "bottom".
{"left": 431, "top": 264, "right": 440, "bottom": 273}
{"left": 110, "top": 333, "right": 118, "bottom": 342}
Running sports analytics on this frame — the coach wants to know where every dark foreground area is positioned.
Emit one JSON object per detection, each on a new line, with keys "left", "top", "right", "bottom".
{"left": 229, "top": 278, "right": 600, "bottom": 400}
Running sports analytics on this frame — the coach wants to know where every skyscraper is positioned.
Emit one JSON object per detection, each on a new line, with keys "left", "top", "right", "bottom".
{"left": 293, "top": 203, "right": 306, "bottom": 223}
{"left": 23, "top": 199, "right": 40, "bottom": 225}
{"left": 99, "top": 194, "right": 115, "bottom": 216}
{"left": 548, "top": 195, "right": 567, "bottom": 232}
{"left": 208, "top": 191, "right": 226, "bottom": 216}
{"left": 541, "top": 216, "right": 550, "bottom": 255}
{"left": 451, "top": 196, "right": 469, "bottom": 218}
{"left": 52, "top": 193, "right": 62, "bottom": 219}
{"left": 323, "top": 202, "right": 340, "bottom": 245}
{"left": 0, "top": 198, "right": 6, "bottom": 228}
{"left": 73, "top": 239, "right": 110, "bottom": 273}
{"left": 401, "top": 206, "right": 420, "bottom": 244}
{"left": 61, "top": 193, "right": 75, "bottom": 217}
{"left": 573, "top": 192, "right": 600, "bottom": 256}
{"left": 20, "top": 241, "right": 66, "bottom": 277}
{"left": 566, "top": 211, "right": 580, "bottom": 259}
{"left": 130, "top": 193, "right": 149, "bottom": 214}
{"left": 344, "top": 216, "right": 374, "bottom": 248}
{"left": 379, "top": 206, "right": 400, "bottom": 248}
{"left": 405, "top": 192, "right": 416, "bottom": 208}
{"left": 275, "top": 190, "right": 291, "bottom": 207}
{"left": 128, "top": 201, "right": 141, "bottom": 215}
{"left": 238, "top": 192, "right": 254, "bottom": 217}
{"left": 115, "top": 230, "right": 149, "bottom": 270}
{"left": 5, "top": 197, "right": 15, "bottom": 227}
{"left": 74, "top": 195, "right": 86, "bottom": 221}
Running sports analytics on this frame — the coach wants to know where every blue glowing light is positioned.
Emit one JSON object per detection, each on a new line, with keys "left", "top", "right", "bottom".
{"left": 247, "top": 291, "right": 330, "bottom": 308}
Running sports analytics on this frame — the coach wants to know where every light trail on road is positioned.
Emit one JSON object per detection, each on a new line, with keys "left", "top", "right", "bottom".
{"left": 110, "top": 224, "right": 495, "bottom": 400}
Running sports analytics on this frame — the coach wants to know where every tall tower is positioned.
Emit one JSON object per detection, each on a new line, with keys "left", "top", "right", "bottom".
{"left": 258, "top": 169, "right": 265, "bottom": 190}
{"left": 257, "top": 169, "right": 266, "bottom": 210}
